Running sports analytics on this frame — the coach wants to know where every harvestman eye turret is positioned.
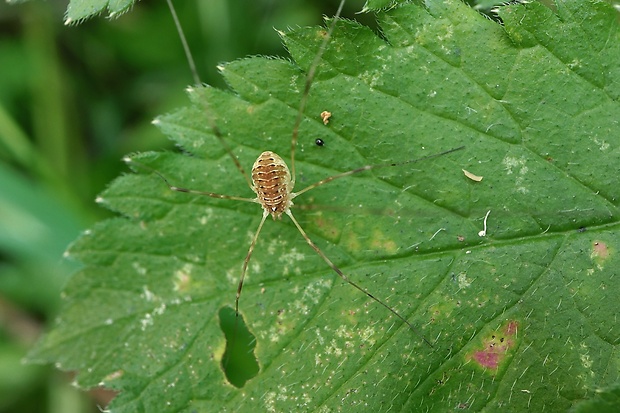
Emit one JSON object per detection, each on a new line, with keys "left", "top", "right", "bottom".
{"left": 133, "top": 0, "right": 465, "bottom": 348}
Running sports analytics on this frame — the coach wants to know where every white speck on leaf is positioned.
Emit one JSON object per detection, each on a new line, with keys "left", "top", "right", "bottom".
{"left": 140, "top": 313, "right": 153, "bottom": 330}
{"left": 593, "top": 138, "right": 609, "bottom": 151}
{"left": 457, "top": 272, "right": 472, "bottom": 289}
{"left": 502, "top": 156, "right": 529, "bottom": 193}
{"left": 142, "top": 286, "right": 155, "bottom": 301}
{"left": 133, "top": 262, "right": 147, "bottom": 275}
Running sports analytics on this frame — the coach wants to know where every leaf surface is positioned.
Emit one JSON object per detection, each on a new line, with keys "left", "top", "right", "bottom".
{"left": 62, "top": 0, "right": 134, "bottom": 23}
{"left": 30, "top": 1, "right": 620, "bottom": 412}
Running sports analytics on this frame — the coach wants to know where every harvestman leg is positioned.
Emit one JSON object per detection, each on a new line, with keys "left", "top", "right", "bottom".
{"left": 285, "top": 210, "right": 434, "bottom": 347}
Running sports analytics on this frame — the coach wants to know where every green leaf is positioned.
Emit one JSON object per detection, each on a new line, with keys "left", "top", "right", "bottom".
{"left": 29, "top": 0, "right": 620, "bottom": 412}
{"left": 569, "top": 383, "right": 620, "bottom": 413}
{"left": 362, "top": 0, "right": 401, "bottom": 12}
{"left": 63, "top": 0, "right": 134, "bottom": 24}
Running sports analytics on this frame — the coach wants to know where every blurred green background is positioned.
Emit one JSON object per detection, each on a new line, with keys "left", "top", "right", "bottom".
{"left": 0, "top": 0, "right": 527, "bottom": 411}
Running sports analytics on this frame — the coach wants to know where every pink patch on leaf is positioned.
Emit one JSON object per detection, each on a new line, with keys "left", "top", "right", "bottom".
{"left": 592, "top": 241, "right": 609, "bottom": 260}
{"left": 473, "top": 349, "right": 501, "bottom": 369}
{"left": 468, "top": 320, "right": 519, "bottom": 370}
{"left": 505, "top": 320, "right": 518, "bottom": 336}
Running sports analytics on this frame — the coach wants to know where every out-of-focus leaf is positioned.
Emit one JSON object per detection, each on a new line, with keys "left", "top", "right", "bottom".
{"left": 63, "top": 0, "right": 134, "bottom": 24}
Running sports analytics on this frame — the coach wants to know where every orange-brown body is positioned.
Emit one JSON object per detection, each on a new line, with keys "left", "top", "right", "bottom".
{"left": 251, "top": 151, "right": 294, "bottom": 219}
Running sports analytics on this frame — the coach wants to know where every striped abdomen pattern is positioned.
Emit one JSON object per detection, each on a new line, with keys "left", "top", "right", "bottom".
{"left": 251, "top": 151, "right": 293, "bottom": 218}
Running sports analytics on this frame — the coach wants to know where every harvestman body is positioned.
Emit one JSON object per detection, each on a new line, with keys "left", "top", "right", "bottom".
{"left": 145, "top": 0, "right": 465, "bottom": 348}
{"left": 252, "top": 151, "right": 293, "bottom": 218}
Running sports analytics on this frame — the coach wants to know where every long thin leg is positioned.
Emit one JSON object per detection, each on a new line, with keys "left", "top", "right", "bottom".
{"left": 294, "top": 202, "right": 397, "bottom": 218}
{"left": 290, "top": 0, "right": 347, "bottom": 184}
{"left": 126, "top": 157, "right": 258, "bottom": 203}
{"left": 166, "top": 0, "right": 200, "bottom": 86}
{"left": 236, "top": 211, "right": 269, "bottom": 316}
{"left": 285, "top": 209, "right": 433, "bottom": 347}
{"left": 189, "top": 88, "right": 255, "bottom": 191}
{"left": 225, "top": 210, "right": 268, "bottom": 368}
{"left": 166, "top": 0, "right": 254, "bottom": 189}
{"left": 293, "top": 146, "right": 465, "bottom": 199}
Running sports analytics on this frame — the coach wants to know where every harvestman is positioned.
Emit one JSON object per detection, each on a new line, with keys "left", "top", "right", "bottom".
{"left": 134, "top": 0, "right": 464, "bottom": 347}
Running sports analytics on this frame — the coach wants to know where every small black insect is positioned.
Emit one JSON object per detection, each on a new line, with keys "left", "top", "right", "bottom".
{"left": 315, "top": 138, "right": 324, "bottom": 146}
